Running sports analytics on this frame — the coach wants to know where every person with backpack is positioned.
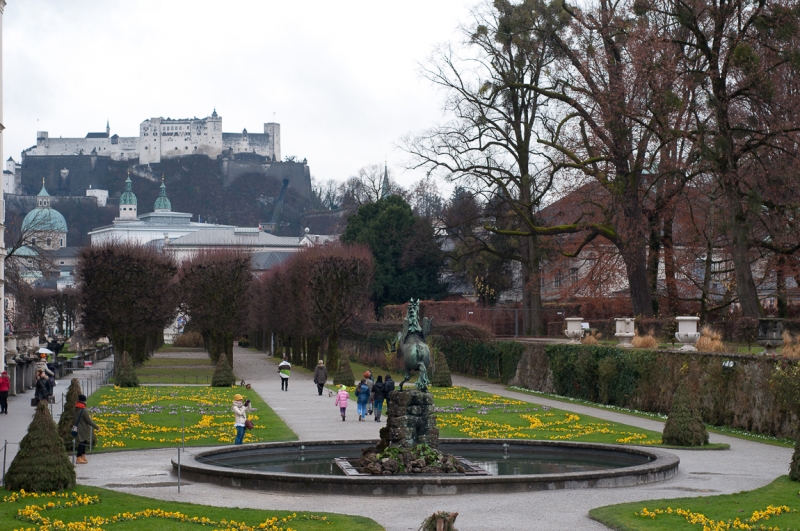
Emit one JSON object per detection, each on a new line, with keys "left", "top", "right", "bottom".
{"left": 355, "top": 379, "right": 370, "bottom": 421}
{"left": 371, "top": 375, "right": 386, "bottom": 422}
{"left": 73, "top": 394, "right": 98, "bottom": 464}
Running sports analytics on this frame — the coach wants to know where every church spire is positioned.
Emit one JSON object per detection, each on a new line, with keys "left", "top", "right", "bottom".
{"left": 154, "top": 177, "right": 172, "bottom": 212}
{"left": 380, "top": 160, "right": 391, "bottom": 200}
{"left": 106, "top": 119, "right": 110, "bottom": 137}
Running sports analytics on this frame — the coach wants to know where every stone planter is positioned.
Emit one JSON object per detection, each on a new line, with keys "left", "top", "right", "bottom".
{"left": 615, "top": 318, "right": 635, "bottom": 348}
{"left": 674, "top": 316, "right": 700, "bottom": 351}
{"left": 564, "top": 318, "right": 584, "bottom": 345}
{"left": 757, "top": 318, "right": 784, "bottom": 355}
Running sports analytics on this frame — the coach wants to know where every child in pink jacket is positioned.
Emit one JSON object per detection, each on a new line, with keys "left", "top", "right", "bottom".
{"left": 334, "top": 385, "right": 349, "bottom": 421}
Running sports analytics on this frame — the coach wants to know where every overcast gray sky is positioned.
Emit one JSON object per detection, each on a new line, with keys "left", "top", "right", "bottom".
{"left": 4, "top": 0, "right": 476, "bottom": 189}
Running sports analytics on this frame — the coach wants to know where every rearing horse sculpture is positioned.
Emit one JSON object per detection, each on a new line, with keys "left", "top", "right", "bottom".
{"left": 395, "top": 299, "right": 432, "bottom": 391}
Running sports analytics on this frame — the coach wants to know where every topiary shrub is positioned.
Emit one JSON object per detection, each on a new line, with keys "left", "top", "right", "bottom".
{"left": 662, "top": 380, "right": 708, "bottom": 447}
{"left": 114, "top": 351, "right": 139, "bottom": 387}
{"left": 4, "top": 401, "right": 76, "bottom": 491}
{"left": 57, "top": 379, "right": 83, "bottom": 449}
{"left": 430, "top": 346, "right": 452, "bottom": 387}
{"left": 333, "top": 356, "right": 356, "bottom": 387}
{"left": 211, "top": 353, "right": 236, "bottom": 387}
{"left": 791, "top": 439, "right": 800, "bottom": 481}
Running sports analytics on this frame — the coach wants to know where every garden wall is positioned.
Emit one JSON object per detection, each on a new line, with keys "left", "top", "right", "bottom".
{"left": 510, "top": 344, "right": 798, "bottom": 438}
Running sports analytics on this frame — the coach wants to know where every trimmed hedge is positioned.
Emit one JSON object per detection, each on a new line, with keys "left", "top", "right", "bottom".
{"left": 440, "top": 340, "right": 525, "bottom": 384}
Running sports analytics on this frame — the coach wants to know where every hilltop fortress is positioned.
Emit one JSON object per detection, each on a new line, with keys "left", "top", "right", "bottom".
{"left": 24, "top": 109, "right": 281, "bottom": 164}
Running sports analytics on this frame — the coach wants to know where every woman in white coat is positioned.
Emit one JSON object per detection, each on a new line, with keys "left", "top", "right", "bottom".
{"left": 232, "top": 393, "right": 252, "bottom": 445}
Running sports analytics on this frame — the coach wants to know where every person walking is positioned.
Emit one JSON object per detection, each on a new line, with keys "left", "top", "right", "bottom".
{"left": 364, "top": 371, "right": 374, "bottom": 416}
{"left": 278, "top": 357, "right": 291, "bottom": 391}
{"left": 384, "top": 375, "right": 395, "bottom": 407}
{"left": 36, "top": 353, "right": 55, "bottom": 397}
{"left": 232, "top": 394, "right": 252, "bottom": 445}
{"left": 74, "top": 394, "right": 98, "bottom": 464}
{"left": 335, "top": 385, "right": 349, "bottom": 421}
{"left": 356, "top": 379, "right": 370, "bottom": 421}
{"left": 371, "top": 375, "right": 386, "bottom": 422}
{"left": 0, "top": 370, "right": 10, "bottom": 414}
{"left": 313, "top": 360, "right": 328, "bottom": 396}
{"left": 34, "top": 369, "right": 49, "bottom": 405}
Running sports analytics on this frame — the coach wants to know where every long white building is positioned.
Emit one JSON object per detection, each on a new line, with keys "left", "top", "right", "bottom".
{"left": 24, "top": 110, "right": 281, "bottom": 164}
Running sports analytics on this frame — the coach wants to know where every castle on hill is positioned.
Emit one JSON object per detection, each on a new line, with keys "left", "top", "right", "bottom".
{"left": 24, "top": 109, "right": 281, "bottom": 164}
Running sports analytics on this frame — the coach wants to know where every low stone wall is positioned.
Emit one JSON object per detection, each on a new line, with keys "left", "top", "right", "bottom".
{"left": 509, "top": 344, "right": 798, "bottom": 438}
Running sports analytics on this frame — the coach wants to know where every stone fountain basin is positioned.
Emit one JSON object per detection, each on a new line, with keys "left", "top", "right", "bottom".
{"left": 173, "top": 439, "right": 679, "bottom": 496}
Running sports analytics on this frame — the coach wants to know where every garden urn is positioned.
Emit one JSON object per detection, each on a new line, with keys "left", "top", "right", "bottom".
{"left": 674, "top": 316, "right": 701, "bottom": 351}
{"left": 757, "top": 317, "right": 784, "bottom": 355}
{"left": 564, "top": 318, "right": 584, "bottom": 344}
{"left": 615, "top": 318, "right": 635, "bottom": 348}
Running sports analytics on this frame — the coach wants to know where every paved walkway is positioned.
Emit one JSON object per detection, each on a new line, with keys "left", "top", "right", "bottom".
{"left": 63, "top": 347, "right": 792, "bottom": 531}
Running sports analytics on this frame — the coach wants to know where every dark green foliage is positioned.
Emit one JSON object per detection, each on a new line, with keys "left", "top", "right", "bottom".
{"left": 791, "top": 439, "right": 800, "bottom": 481}
{"left": 333, "top": 356, "right": 356, "bottom": 387}
{"left": 431, "top": 347, "right": 452, "bottom": 387}
{"left": 57, "top": 379, "right": 82, "bottom": 448}
{"left": 662, "top": 381, "right": 708, "bottom": 447}
{"left": 211, "top": 353, "right": 236, "bottom": 387}
{"left": 114, "top": 351, "right": 139, "bottom": 387}
{"left": 341, "top": 195, "right": 447, "bottom": 311}
{"left": 440, "top": 340, "right": 524, "bottom": 383}
{"left": 547, "top": 344, "right": 656, "bottom": 405}
{"left": 4, "top": 401, "right": 76, "bottom": 492}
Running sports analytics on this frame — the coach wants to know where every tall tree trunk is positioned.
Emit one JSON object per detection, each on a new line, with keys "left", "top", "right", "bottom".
{"left": 328, "top": 332, "right": 340, "bottom": 377}
{"left": 725, "top": 189, "right": 763, "bottom": 317}
{"left": 647, "top": 214, "right": 661, "bottom": 315}
{"left": 662, "top": 207, "right": 678, "bottom": 315}
{"left": 616, "top": 180, "right": 654, "bottom": 317}
{"left": 700, "top": 239, "right": 713, "bottom": 322}
{"left": 776, "top": 256, "right": 788, "bottom": 318}
{"left": 520, "top": 234, "right": 544, "bottom": 336}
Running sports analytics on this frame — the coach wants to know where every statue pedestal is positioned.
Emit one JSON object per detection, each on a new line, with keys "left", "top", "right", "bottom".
{"left": 378, "top": 389, "right": 439, "bottom": 452}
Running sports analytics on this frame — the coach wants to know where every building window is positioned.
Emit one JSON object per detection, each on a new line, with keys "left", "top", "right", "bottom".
{"left": 46, "top": 238, "right": 51, "bottom": 247}
{"left": 60, "top": 238, "right": 64, "bottom": 246}
{"left": 570, "top": 267, "right": 579, "bottom": 283}
{"left": 31, "top": 237, "right": 35, "bottom": 246}
{"left": 554, "top": 270, "right": 563, "bottom": 288}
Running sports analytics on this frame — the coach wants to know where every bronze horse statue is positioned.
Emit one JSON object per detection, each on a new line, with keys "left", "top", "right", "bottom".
{"left": 394, "top": 299, "right": 432, "bottom": 391}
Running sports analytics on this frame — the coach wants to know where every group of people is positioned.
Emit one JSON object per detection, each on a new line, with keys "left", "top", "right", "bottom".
{"left": 335, "top": 371, "right": 395, "bottom": 422}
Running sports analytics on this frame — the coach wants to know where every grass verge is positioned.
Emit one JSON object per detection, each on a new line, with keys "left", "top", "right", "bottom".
{"left": 88, "top": 385, "right": 296, "bottom": 450}
{"left": 1, "top": 486, "right": 382, "bottom": 531}
{"left": 589, "top": 475, "right": 799, "bottom": 531}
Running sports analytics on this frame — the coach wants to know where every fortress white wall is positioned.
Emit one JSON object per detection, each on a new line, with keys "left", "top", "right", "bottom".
{"left": 25, "top": 112, "right": 281, "bottom": 165}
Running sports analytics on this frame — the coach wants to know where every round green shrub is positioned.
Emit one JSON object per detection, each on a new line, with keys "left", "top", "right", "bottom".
{"left": 662, "top": 380, "right": 708, "bottom": 447}
{"left": 5, "top": 401, "right": 76, "bottom": 491}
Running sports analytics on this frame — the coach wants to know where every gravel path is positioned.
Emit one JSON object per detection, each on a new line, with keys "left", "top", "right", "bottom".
{"left": 5, "top": 347, "right": 791, "bottom": 531}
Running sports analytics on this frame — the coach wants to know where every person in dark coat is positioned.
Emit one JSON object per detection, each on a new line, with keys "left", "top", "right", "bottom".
{"left": 356, "top": 379, "right": 370, "bottom": 421}
{"left": 34, "top": 369, "right": 49, "bottom": 405}
{"left": 371, "top": 376, "right": 386, "bottom": 422}
{"left": 74, "top": 394, "right": 98, "bottom": 464}
{"left": 383, "top": 375, "right": 395, "bottom": 405}
{"left": 313, "top": 360, "right": 328, "bottom": 396}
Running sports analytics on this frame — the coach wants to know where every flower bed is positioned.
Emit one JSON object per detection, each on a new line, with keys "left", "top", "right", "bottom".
{"left": 1, "top": 487, "right": 380, "bottom": 531}
{"left": 87, "top": 386, "right": 296, "bottom": 450}
{"left": 429, "top": 387, "right": 662, "bottom": 444}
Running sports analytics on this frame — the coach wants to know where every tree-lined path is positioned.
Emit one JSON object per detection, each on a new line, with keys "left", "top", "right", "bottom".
{"left": 67, "top": 346, "right": 790, "bottom": 530}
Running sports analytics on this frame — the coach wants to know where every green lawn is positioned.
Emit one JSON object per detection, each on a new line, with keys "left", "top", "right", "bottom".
{"left": 0, "top": 486, "right": 382, "bottom": 531}
{"left": 88, "top": 385, "right": 296, "bottom": 450}
{"left": 590, "top": 476, "right": 800, "bottom": 531}
{"left": 143, "top": 358, "right": 214, "bottom": 367}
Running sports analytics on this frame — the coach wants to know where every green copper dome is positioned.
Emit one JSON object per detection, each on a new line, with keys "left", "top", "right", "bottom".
{"left": 154, "top": 180, "right": 171, "bottom": 211}
{"left": 120, "top": 176, "right": 137, "bottom": 205}
{"left": 22, "top": 183, "right": 68, "bottom": 233}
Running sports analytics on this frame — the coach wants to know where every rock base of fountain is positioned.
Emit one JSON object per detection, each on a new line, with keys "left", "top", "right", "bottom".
{"left": 353, "top": 389, "right": 471, "bottom": 475}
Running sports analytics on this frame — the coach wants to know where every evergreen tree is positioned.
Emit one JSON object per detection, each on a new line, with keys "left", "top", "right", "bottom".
{"left": 662, "top": 380, "right": 708, "bottom": 447}
{"left": 342, "top": 195, "right": 447, "bottom": 313}
{"left": 333, "top": 356, "right": 356, "bottom": 387}
{"left": 211, "top": 353, "right": 236, "bottom": 387}
{"left": 114, "top": 351, "right": 139, "bottom": 387}
{"left": 430, "top": 347, "right": 452, "bottom": 387}
{"left": 4, "top": 401, "right": 76, "bottom": 491}
{"left": 791, "top": 439, "right": 800, "bottom": 482}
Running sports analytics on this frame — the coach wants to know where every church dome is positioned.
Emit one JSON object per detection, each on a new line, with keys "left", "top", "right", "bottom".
{"left": 120, "top": 176, "right": 137, "bottom": 205}
{"left": 21, "top": 184, "right": 68, "bottom": 233}
{"left": 154, "top": 180, "right": 171, "bottom": 212}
